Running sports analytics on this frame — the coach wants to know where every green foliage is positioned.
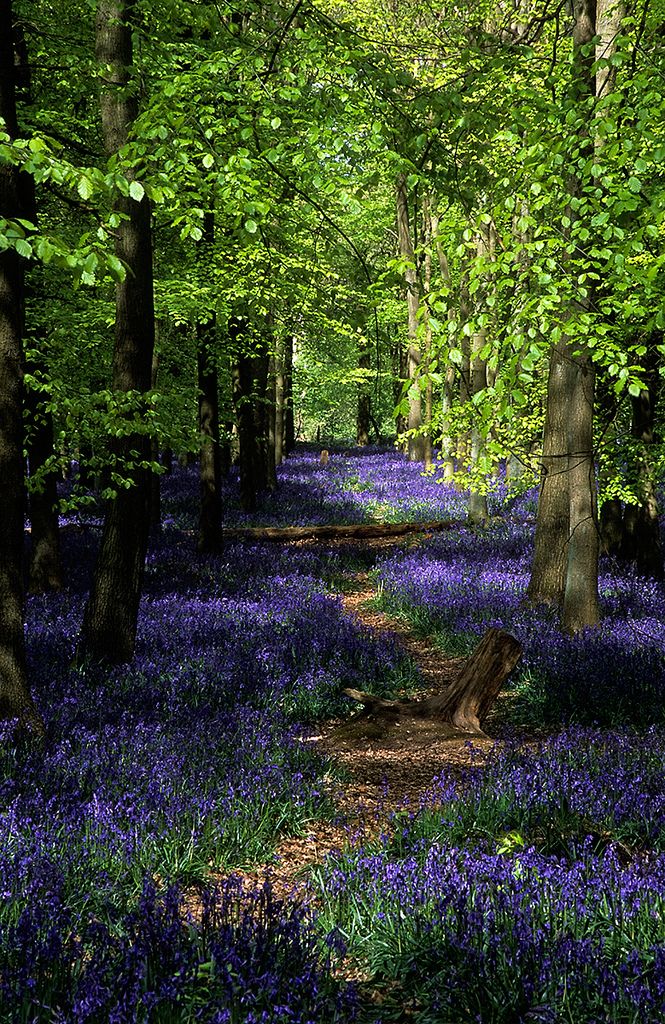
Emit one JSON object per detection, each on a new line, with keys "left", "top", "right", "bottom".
{"left": 5, "top": 0, "right": 665, "bottom": 488}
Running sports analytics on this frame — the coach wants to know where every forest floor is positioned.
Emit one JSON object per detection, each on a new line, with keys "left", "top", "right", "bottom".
{"left": 239, "top": 542, "right": 495, "bottom": 904}
{"left": 13, "top": 451, "right": 665, "bottom": 1021}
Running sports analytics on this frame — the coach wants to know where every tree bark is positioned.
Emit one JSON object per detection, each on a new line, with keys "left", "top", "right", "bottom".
{"left": 223, "top": 519, "right": 457, "bottom": 542}
{"left": 149, "top": 348, "right": 161, "bottom": 533}
{"left": 468, "top": 325, "right": 489, "bottom": 524}
{"left": 283, "top": 335, "right": 295, "bottom": 454}
{"left": 197, "top": 332, "right": 222, "bottom": 550}
{"left": 431, "top": 214, "right": 456, "bottom": 480}
{"left": 80, "top": 0, "right": 155, "bottom": 663}
{"left": 457, "top": 270, "right": 472, "bottom": 469}
{"left": 420, "top": 628, "right": 522, "bottom": 733}
{"left": 468, "top": 223, "right": 493, "bottom": 523}
{"left": 344, "top": 628, "right": 522, "bottom": 739}
{"left": 422, "top": 198, "right": 434, "bottom": 469}
{"left": 21, "top": 105, "right": 62, "bottom": 592}
{"left": 396, "top": 174, "right": 425, "bottom": 461}
{"left": 231, "top": 318, "right": 273, "bottom": 511}
{"left": 562, "top": 345, "right": 599, "bottom": 632}
{"left": 600, "top": 497, "right": 623, "bottom": 556}
{"left": 0, "top": 0, "right": 44, "bottom": 734}
{"left": 391, "top": 332, "right": 407, "bottom": 442}
{"left": 26, "top": 358, "right": 63, "bottom": 592}
{"left": 253, "top": 339, "right": 275, "bottom": 491}
{"left": 561, "top": 0, "right": 600, "bottom": 634}
{"left": 274, "top": 335, "right": 286, "bottom": 466}
{"left": 356, "top": 333, "right": 371, "bottom": 446}
{"left": 527, "top": 339, "right": 573, "bottom": 605}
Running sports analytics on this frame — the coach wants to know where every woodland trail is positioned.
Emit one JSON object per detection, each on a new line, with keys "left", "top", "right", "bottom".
{"left": 243, "top": 556, "right": 498, "bottom": 901}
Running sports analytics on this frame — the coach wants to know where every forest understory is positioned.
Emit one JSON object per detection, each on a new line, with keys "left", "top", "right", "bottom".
{"left": 4, "top": 447, "right": 665, "bottom": 1023}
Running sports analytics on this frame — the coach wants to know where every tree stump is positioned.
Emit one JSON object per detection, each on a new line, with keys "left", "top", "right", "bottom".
{"left": 343, "top": 627, "right": 523, "bottom": 739}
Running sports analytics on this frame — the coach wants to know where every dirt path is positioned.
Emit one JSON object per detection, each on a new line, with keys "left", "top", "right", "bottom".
{"left": 248, "top": 566, "right": 496, "bottom": 900}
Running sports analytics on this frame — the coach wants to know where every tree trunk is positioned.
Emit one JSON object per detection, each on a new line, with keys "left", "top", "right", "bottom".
{"left": 223, "top": 519, "right": 457, "bottom": 542}
{"left": 561, "top": 0, "right": 600, "bottom": 634}
{"left": 421, "top": 628, "right": 522, "bottom": 733}
{"left": 26, "top": 359, "right": 63, "bottom": 592}
{"left": 0, "top": 0, "right": 44, "bottom": 734}
{"left": 149, "top": 347, "right": 162, "bottom": 533}
{"left": 431, "top": 216, "right": 456, "bottom": 480}
{"left": 621, "top": 343, "right": 663, "bottom": 578}
{"left": 396, "top": 175, "right": 425, "bottom": 461}
{"left": 457, "top": 270, "right": 472, "bottom": 468}
{"left": 468, "top": 326, "right": 489, "bottom": 524}
{"left": 343, "top": 628, "right": 522, "bottom": 739}
{"left": 283, "top": 335, "right": 295, "bottom": 454}
{"left": 422, "top": 199, "right": 434, "bottom": 470}
{"left": 562, "top": 346, "right": 599, "bottom": 631}
{"left": 197, "top": 329, "right": 222, "bottom": 551}
{"left": 392, "top": 332, "right": 407, "bottom": 443}
{"left": 197, "top": 212, "right": 222, "bottom": 552}
{"left": 600, "top": 498, "right": 623, "bottom": 555}
{"left": 231, "top": 318, "right": 266, "bottom": 512}
{"left": 274, "top": 334, "right": 286, "bottom": 467}
{"left": 21, "top": 126, "right": 62, "bottom": 592}
{"left": 81, "top": 0, "right": 155, "bottom": 663}
{"left": 253, "top": 341, "right": 275, "bottom": 491}
{"left": 527, "top": 339, "right": 573, "bottom": 605}
{"left": 356, "top": 333, "right": 371, "bottom": 446}
{"left": 468, "top": 224, "right": 492, "bottom": 524}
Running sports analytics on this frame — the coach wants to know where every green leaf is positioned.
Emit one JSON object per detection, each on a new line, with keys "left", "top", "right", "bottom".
{"left": 15, "top": 238, "right": 32, "bottom": 258}
{"left": 77, "top": 176, "right": 94, "bottom": 201}
{"left": 107, "top": 255, "right": 126, "bottom": 282}
{"left": 244, "top": 218, "right": 258, "bottom": 234}
{"left": 202, "top": 153, "right": 215, "bottom": 169}
{"left": 129, "top": 180, "right": 145, "bottom": 202}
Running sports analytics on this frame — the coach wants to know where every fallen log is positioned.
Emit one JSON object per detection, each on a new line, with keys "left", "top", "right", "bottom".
{"left": 222, "top": 520, "right": 458, "bottom": 542}
{"left": 343, "top": 627, "right": 523, "bottom": 738}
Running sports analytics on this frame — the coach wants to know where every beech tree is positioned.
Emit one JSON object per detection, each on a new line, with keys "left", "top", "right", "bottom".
{"left": 80, "top": 0, "right": 156, "bottom": 662}
{"left": 0, "top": 0, "right": 44, "bottom": 734}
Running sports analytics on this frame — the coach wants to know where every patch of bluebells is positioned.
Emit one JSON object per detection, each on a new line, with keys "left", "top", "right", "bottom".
{"left": 15, "top": 446, "right": 665, "bottom": 1021}
{"left": 159, "top": 446, "right": 480, "bottom": 531}
{"left": 395, "top": 726, "right": 665, "bottom": 857}
{"left": 316, "top": 836, "right": 665, "bottom": 1022}
{"left": 314, "top": 731, "right": 665, "bottom": 1021}
{"left": 4, "top": 461, "right": 428, "bottom": 1019}
{"left": 16, "top": 531, "right": 411, "bottom": 888}
{"left": 374, "top": 516, "right": 665, "bottom": 726}
{"left": 2, "top": 874, "right": 359, "bottom": 1022}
